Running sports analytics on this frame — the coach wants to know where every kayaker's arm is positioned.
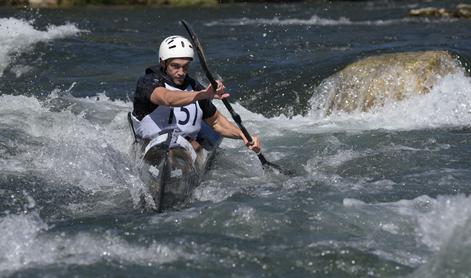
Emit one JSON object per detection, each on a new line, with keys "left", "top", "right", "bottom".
{"left": 205, "top": 111, "right": 241, "bottom": 139}
{"left": 205, "top": 111, "right": 261, "bottom": 153}
{"left": 150, "top": 82, "right": 228, "bottom": 107}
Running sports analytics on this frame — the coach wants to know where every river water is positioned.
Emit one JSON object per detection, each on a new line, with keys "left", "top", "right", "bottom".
{"left": 1, "top": 1, "right": 471, "bottom": 277}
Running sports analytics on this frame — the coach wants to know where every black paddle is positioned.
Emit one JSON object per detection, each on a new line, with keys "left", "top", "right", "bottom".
{"left": 181, "top": 20, "right": 292, "bottom": 176}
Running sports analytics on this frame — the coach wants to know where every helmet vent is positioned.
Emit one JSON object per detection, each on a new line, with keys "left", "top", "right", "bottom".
{"left": 169, "top": 45, "right": 176, "bottom": 49}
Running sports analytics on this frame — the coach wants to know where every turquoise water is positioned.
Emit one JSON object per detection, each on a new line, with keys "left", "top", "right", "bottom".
{"left": 1, "top": 1, "right": 471, "bottom": 277}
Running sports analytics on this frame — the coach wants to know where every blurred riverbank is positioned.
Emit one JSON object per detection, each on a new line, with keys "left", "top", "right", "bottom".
{"left": 0, "top": 0, "right": 312, "bottom": 8}
{"left": 3, "top": 0, "right": 470, "bottom": 20}
{"left": 1, "top": 0, "right": 216, "bottom": 7}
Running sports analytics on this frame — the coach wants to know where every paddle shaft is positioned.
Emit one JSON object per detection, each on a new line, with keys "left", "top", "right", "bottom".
{"left": 204, "top": 65, "right": 255, "bottom": 144}
{"left": 208, "top": 74, "right": 271, "bottom": 164}
{"left": 181, "top": 20, "right": 272, "bottom": 165}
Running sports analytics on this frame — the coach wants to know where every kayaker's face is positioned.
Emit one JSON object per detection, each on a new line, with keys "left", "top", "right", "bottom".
{"left": 164, "top": 58, "right": 191, "bottom": 85}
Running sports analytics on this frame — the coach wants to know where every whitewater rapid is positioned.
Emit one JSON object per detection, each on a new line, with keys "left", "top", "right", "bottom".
{"left": 0, "top": 17, "right": 82, "bottom": 77}
{"left": 1, "top": 7, "right": 471, "bottom": 276}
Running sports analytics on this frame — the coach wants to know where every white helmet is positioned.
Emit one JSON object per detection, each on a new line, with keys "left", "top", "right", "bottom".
{"left": 159, "top": 35, "right": 194, "bottom": 61}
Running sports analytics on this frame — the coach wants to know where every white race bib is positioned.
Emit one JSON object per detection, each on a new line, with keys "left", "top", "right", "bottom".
{"left": 134, "top": 82, "right": 203, "bottom": 139}
{"left": 165, "top": 83, "right": 203, "bottom": 139}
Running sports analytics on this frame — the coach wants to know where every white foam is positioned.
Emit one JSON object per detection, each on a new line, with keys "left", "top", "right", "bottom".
{"left": 0, "top": 93, "right": 145, "bottom": 211}
{"left": 343, "top": 198, "right": 366, "bottom": 207}
{"left": 412, "top": 194, "right": 471, "bottom": 276}
{"left": 281, "top": 71, "right": 471, "bottom": 134}
{"left": 0, "top": 17, "right": 82, "bottom": 77}
{"left": 205, "top": 15, "right": 453, "bottom": 27}
{"left": 341, "top": 194, "right": 471, "bottom": 262}
{"left": 416, "top": 194, "right": 471, "bottom": 251}
{"left": 0, "top": 213, "right": 186, "bottom": 274}
{"left": 382, "top": 194, "right": 471, "bottom": 274}
{"left": 335, "top": 195, "right": 451, "bottom": 267}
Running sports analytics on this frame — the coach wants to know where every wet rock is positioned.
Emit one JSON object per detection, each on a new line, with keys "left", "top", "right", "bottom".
{"left": 409, "top": 7, "right": 451, "bottom": 17}
{"left": 455, "top": 4, "right": 471, "bottom": 19}
{"left": 409, "top": 4, "right": 471, "bottom": 19}
{"left": 28, "top": 0, "right": 58, "bottom": 6}
{"left": 321, "top": 51, "right": 461, "bottom": 114}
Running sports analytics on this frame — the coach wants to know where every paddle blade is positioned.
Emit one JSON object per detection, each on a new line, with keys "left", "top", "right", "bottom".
{"left": 257, "top": 153, "right": 294, "bottom": 176}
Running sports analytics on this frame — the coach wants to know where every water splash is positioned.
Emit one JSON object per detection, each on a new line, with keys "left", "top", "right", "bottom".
{"left": 0, "top": 17, "right": 82, "bottom": 77}
{"left": 313, "top": 71, "right": 471, "bottom": 131}
{"left": 0, "top": 213, "right": 187, "bottom": 274}
{"left": 338, "top": 194, "right": 471, "bottom": 272}
{"left": 412, "top": 194, "right": 471, "bottom": 276}
{"left": 317, "top": 51, "right": 462, "bottom": 115}
{"left": 0, "top": 93, "right": 145, "bottom": 215}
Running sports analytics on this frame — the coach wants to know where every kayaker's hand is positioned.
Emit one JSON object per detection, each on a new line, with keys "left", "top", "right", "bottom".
{"left": 203, "top": 80, "right": 229, "bottom": 100}
{"left": 242, "top": 134, "right": 261, "bottom": 154}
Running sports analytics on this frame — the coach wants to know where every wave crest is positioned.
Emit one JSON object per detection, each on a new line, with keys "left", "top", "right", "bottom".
{"left": 0, "top": 17, "right": 83, "bottom": 77}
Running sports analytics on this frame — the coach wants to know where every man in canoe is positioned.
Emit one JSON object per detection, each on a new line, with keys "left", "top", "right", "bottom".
{"left": 130, "top": 35, "right": 260, "bottom": 154}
